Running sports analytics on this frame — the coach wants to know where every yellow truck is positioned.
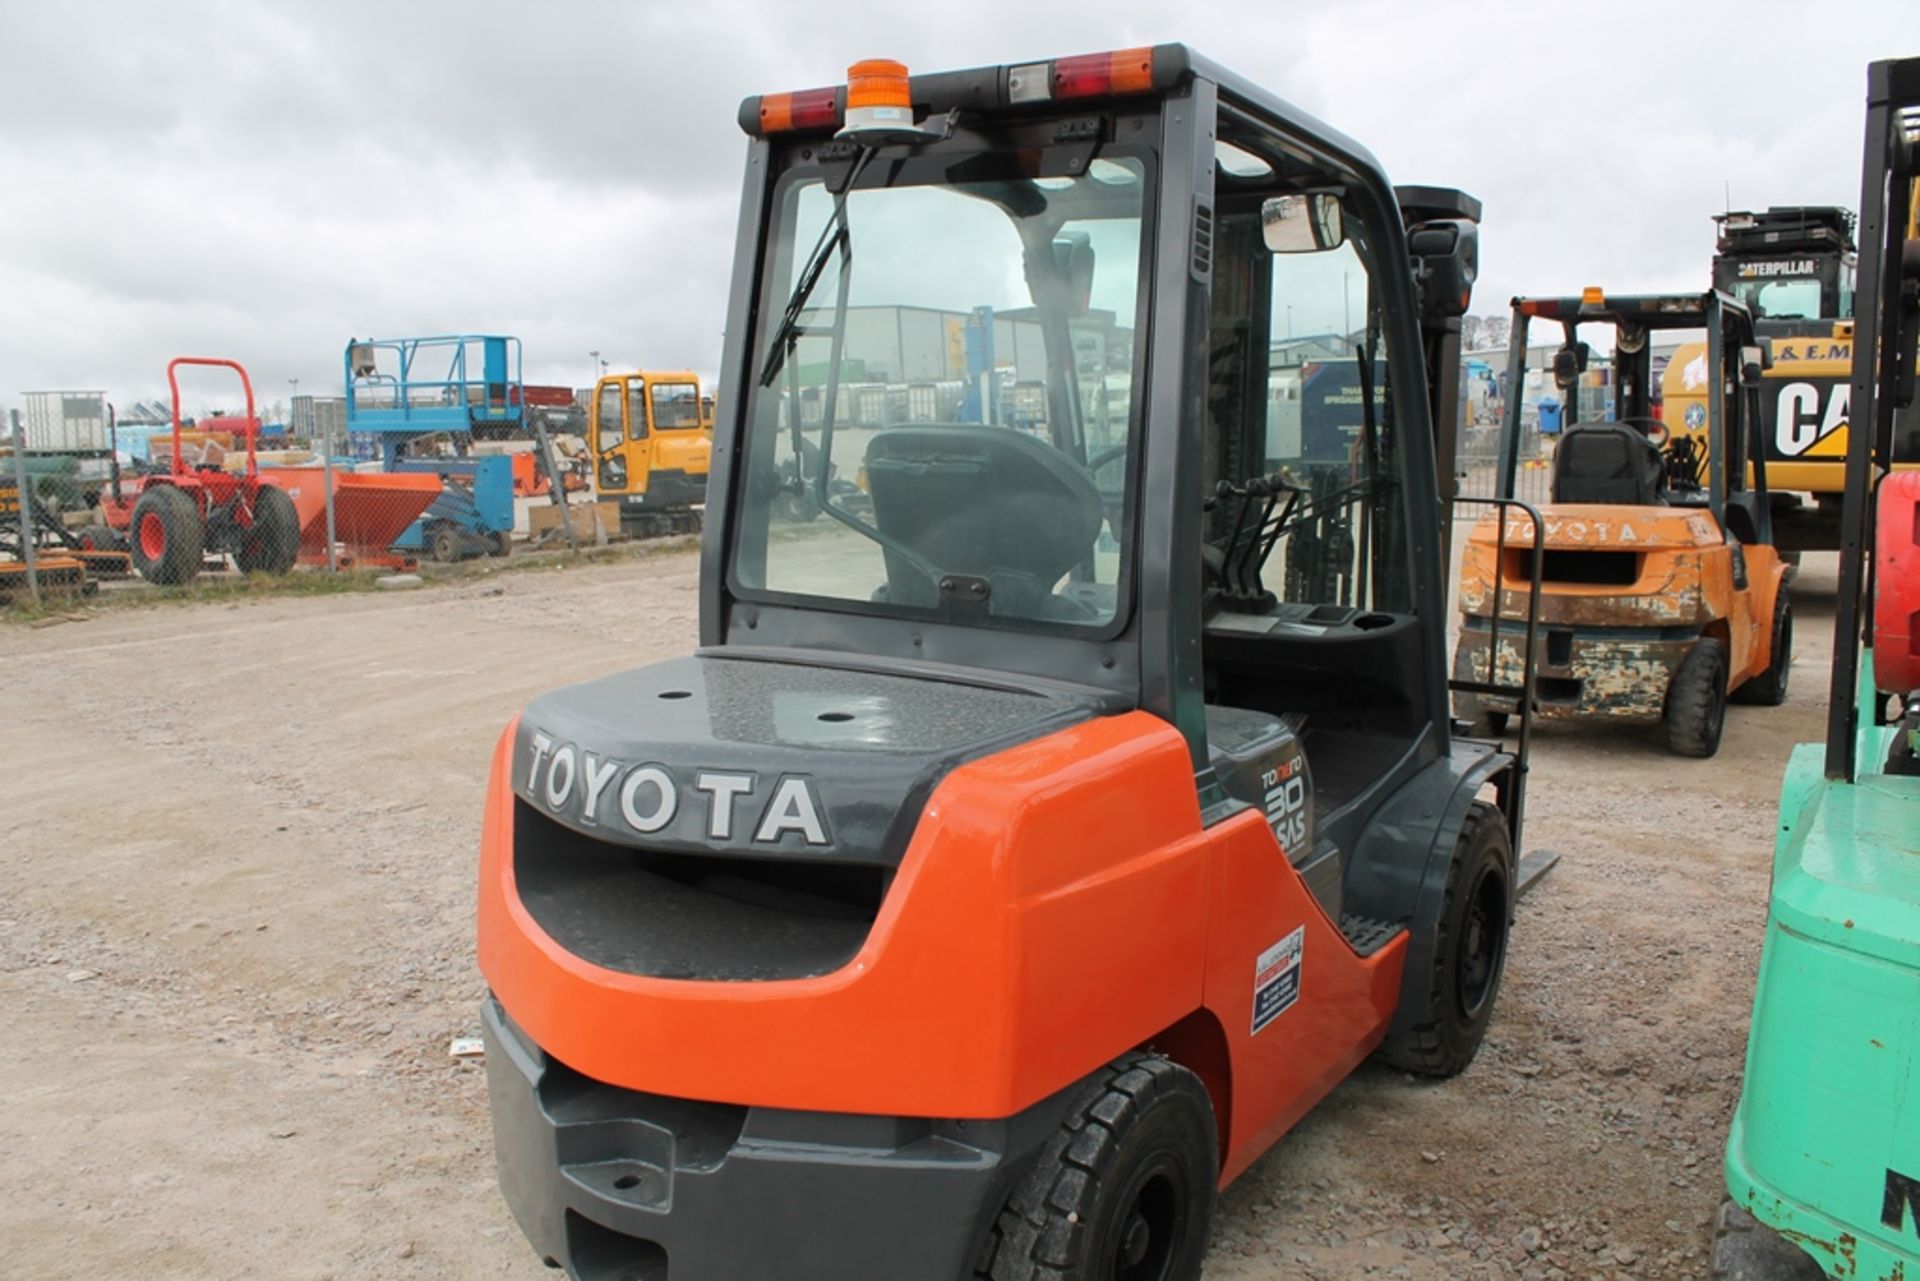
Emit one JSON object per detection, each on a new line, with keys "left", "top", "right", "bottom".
{"left": 589, "top": 370, "right": 712, "bottom": 536}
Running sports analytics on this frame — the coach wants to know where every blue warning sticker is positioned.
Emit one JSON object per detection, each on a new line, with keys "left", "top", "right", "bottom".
{"left": 1252, "top": 926, "right": 1304, "bottom": 1035}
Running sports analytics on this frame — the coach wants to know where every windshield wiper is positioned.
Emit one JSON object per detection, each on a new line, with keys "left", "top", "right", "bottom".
{"left": 756, "top": 150, "right": 875, "bottom": 389}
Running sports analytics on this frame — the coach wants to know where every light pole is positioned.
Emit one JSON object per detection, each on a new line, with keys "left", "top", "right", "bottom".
{"left": 589, "top": 350, "right": 601, "bottom": 390}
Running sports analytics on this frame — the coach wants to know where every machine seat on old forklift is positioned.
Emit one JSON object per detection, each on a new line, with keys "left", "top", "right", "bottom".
{"left": 864, "top": 425, "right": 1104, "bottom": 617}
{"left": 1551, "top": 422, "right": 1666, "bottom": 505}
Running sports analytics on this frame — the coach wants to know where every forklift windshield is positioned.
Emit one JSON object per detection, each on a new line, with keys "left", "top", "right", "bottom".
{"left": 731, "top": 144, "right": 1150, "bottom": 630}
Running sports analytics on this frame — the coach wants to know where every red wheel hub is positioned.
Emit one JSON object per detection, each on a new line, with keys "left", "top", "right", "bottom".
{"left": 139, "top": 510, "right": 167, "bottom": 560}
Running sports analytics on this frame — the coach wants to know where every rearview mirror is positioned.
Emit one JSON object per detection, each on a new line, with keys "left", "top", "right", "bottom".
{"left": 1051, "top": 231, "right": 1095, "bottom": 318}
{"left": 1262, "top": 194, "right": 1345, "bottom": 254}
{"left": 1407, "top": 218, "right": 1478, "bottom": 320}
{"left": 1552, "top": 343, "right": 1589, "bottom": 391}
{"left": 1739, "top": 344, "right": 1768, "bottom": 387}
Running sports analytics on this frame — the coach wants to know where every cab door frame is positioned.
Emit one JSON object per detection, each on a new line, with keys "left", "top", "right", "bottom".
{"left": 592, "top": 374, "right": 652, "bottom": 498}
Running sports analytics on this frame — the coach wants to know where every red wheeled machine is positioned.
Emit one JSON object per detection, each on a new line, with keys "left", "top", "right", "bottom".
{"left": 99, "top": 357, "right": 300, "bottom": 585}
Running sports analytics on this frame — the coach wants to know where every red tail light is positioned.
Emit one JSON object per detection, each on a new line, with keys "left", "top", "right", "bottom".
{"left": 760, "top": 87, "right": 842, "bottom": 134}
{"left": 1052, "top": 48, "right": 1155, "bottom": 100}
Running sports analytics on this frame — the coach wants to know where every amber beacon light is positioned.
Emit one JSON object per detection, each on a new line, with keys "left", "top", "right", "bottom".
{"left": 839, "top": 59, "right": 916, "bottom": 140}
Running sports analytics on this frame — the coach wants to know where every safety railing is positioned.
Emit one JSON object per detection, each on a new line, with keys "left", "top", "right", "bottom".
{"left": 1449, "top": 495, "right": 1545, "bottom": 853}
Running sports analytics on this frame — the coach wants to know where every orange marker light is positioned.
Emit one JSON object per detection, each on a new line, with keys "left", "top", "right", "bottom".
{"left": 841, "top": 58, "right": 914, "bottom": 139}
{"left": 1581, "top": 285, "right": 1606, "bottom": 306}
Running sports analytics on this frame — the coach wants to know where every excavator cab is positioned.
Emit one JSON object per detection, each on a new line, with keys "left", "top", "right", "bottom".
{"left": 590, "top": 370, "right": 712, "bottom": 536}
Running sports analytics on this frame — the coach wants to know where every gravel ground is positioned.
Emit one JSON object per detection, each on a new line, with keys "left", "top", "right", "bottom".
{"left": 0, "top": 547, "right": 1835, "bottom": 1280}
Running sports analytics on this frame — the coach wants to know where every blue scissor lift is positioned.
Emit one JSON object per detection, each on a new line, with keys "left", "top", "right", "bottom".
{"left": 343, "top": 335, "right": 522, "bottom": 560}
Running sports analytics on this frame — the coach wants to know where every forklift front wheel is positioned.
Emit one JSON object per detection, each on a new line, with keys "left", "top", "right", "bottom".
{"left": 979, "top": 1053, "right": 1216, "bottom": 1281}
{"left": 1380, "top": 801, "right": 1512, "bottom": 1078}
{"left": 1730, "top": 595, "right": 1792, "bottom": 708}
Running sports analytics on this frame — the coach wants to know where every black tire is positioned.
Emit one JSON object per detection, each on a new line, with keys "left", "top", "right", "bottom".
{"left": 979, "top": 1054, "right": 1216, "bottom": 1281}
{"left": 1731, "top": 593, "right": 1791, "bottom": 707}
{"left": 1708, "top": 1201, "right": 1825, "bottom": 1280}
{"left": 76, "top": 524, "right": 123, "bottom": 552}
{"left": 429, "top": 521, "right": 462, "bottom": 563}
{"left": 1666, "top": 637, "right": 1729, "bottom": 757}
{"left": 235, "top": 485, "right": 299, "bottom": 575}
{"left": 1378, "top": 801, "right": 1512, "bottom": 1077}
{"left": 128, "top": 485, "right": 204, "bottom": 585}
{"left": 491, "top": 530, "right": 513, "bottom": 558}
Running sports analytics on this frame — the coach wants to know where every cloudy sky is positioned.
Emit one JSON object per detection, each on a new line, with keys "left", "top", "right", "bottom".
{"left": 1, "top": 1, "right": 1908, "bottom": 417}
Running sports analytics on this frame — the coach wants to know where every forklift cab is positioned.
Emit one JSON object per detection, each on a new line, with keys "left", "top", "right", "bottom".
{"left": 1501, "top": 291, "right": 1774, "bottom": 542}
{"left": 590, "top": 370, "right": 712, "bottom": 508}
{"left": 718, "top": 55, "right": 1503, "bottom": 884}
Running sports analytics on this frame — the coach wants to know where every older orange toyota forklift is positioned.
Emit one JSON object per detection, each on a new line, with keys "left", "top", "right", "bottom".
{"left": 479, "top": 49, "right": 1538, "bottom": 1281}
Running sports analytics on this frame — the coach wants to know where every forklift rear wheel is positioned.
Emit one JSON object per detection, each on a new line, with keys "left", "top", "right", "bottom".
{"left": 1730, "top": 595, "right": 1792, "bottom": 707}
{"left": 129, "top": 486, "right": 205, "bottom": 586}
{"left": 1665, "top": 637, "right": 1729, "bottom": 757}
{"left": 236, "top": 485, "right": 299, "bottom": 575}
{"left": 979, "top": 1053, "right": 1215, "bottom": 1281}
{"left": 1379, "top": 801, "right": 1511, "bottom": 1077}
{"left": 1707, "top": 1201, "right": 1825, "bottom": 1280}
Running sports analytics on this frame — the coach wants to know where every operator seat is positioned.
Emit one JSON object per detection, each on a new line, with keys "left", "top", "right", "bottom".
{"left": 1552, "top": 422, "right": 1665, "bottom": 505}
{"left": 864, "top": 425, "right": 1103, "bottom": 619}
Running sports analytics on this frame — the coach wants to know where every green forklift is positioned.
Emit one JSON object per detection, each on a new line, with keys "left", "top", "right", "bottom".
{"left": 1713, "top": 54, "right": 1920, "bottom": 1281}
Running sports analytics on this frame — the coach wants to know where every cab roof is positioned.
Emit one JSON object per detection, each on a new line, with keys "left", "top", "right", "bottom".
{"left": 1513, "top": 290, "right": 1752, "bottom": 331}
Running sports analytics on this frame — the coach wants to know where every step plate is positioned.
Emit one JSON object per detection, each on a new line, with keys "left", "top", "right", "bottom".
{"left": 1339, "top": 914, "right": 1402, "bottom": 958}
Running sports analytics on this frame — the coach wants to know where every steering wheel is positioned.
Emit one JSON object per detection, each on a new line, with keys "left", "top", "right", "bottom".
{"left": 1613, "top": 416, "right": 1670, "bottom": 446}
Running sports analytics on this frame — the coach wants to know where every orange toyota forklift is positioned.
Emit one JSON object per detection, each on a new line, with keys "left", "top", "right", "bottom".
{"left": 479, "top": 49, "right": 1539, "bottom": 1280}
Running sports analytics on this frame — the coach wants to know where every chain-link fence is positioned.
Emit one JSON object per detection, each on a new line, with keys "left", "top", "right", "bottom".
{"left": 2, "top": 407, "right": 132, "bottom": 607}
{"left": 1456, "top": 417, "right": 1554, "bottom": 511}
{"left": 0, "top": 398, "right": 630, "bottom": 609}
